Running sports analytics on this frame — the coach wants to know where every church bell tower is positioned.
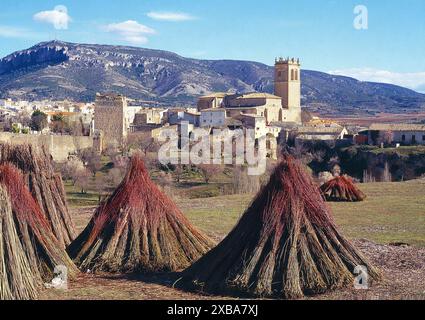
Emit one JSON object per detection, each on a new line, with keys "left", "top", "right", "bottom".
{"left": 274, "top": 57, "right": 302, "bottom": 123}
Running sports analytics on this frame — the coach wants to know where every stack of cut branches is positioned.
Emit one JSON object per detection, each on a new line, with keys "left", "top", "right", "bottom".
{"left": 0, "top": 185, "right": 38, "bottom": 300}
{"left": 321, "top": 175, "right": 366, "bottom": 202}
{"left": 0, "top": 143, "right": 76, "bottom": 247}
{"left": 0, "top": 164, "right": 78, "bottom": 300}
{"left": 68, "top": 155, "right": 214, "bottom": 273}
{"left": 178, "top": 155, "right": 380, "bottom": 299}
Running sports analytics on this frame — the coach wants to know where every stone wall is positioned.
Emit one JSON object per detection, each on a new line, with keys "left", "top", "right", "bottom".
{"left": 0, "top": 132, "right": 93, "bottom": 162}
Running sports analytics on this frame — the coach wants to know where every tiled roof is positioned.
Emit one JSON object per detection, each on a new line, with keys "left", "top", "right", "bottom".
{"left": 296, "top": 126, "right": 345, "bottom": 134}
{"left": 368, "top": 123, "right": 425, "bottom": 131}
{"left": 201, "top": 108, "right": 226, "bottom": 112}
{"left": 234, "top": 93, "right": 281, "bottom": 99}
{"left": 199, "top": 92, "right": 228, "bottom": 99}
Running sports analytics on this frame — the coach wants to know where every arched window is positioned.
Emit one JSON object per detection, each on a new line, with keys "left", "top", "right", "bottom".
{"left": 291, "top": 69, "right": 295, "bottom": 81}
{"left": 295, "top": 70, "right": 299, "bottom": 81}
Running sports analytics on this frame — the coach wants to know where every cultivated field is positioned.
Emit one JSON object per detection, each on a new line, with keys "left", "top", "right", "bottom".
{"left": 42, "top": 181, "right": 425, "bottom": 300}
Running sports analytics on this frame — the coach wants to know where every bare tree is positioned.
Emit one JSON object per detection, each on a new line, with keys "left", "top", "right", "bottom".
{"left": 174, "top": 164, "right": 184, "bottom": 183}
{"left": 363, "top": 169, "right": 376, "bottom": 183}
{"left": 378, "top": 130, "right": 394, "bottom": 146}
{"left": 105, "top": 167, "right": 125, "bottom": 188}
{"left": 93, "top": 175, "right": 108, "bottom": 201}
{"left": 381, "top": 162, "right": 392, "bottom": 182}
{"left": 70, "top": 118, "right": 84, "bottom": 136}
{"left": 128, "top": 132, "right": 160, "bottom": 155}
{"left": 60, "top": 158, "right": 84, "bottom": 183}
{"left": 112, "top": 155, "right": 129, "bottom": 169}
{"left": 156, "top": 171, "right": 173, "bottom": 190}
{"left": 232, "top": 166, "right": 261, "bottom": 194}
{"left": 16, "top": 111, "right": 32, "bottom": 127}
{"left": 75, "top": 169, "right": 90, "bottom": 194}
{"left": 79, "top": 149, "right": 103, "bottom": 177}
{"left": 197, "top": 164, "right": 223, "bottom": 184}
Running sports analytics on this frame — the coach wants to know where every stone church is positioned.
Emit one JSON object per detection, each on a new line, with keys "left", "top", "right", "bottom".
{"left": 197, "top": 57, "right": 302, "bottom": 125}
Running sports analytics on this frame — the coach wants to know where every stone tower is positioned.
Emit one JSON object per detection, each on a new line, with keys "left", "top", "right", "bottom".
{"left": 274, "top": 57, "right": 302, "bottom": 124}
{"left": 94, "top": 93, "right": 128, "bottom": 149}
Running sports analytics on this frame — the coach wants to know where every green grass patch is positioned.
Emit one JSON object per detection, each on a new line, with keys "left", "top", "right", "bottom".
{"left": 369, "top": 145, "right": 425, "bottom": 156}
{"left": 184, "top": 183, "right": 223, "bottom": 199}
{"left": 65, "top": 182, "right": 100, "bottom": 207}
{"left": 178, "top": 182, "right": 425, "bottom": 247}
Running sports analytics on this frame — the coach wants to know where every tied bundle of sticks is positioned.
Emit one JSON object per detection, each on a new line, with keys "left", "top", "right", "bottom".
{"left": 178, "top": 155, "right": 380, "bottom": 299}
{"left": 68, "top": 155, "right": 214, "bottom": 273}
{"left": 0, "top": 164, "right": 78, "bottom": 300}
{"left": 320, "top": 175, "right": 366, "bottom": 202}
{"left": 0, "top": 143, "right": 76, "bottom": 247}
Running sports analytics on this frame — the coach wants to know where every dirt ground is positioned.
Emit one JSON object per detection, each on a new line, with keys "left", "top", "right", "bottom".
{"left": 41, "top": 207, "right": 425, "bottom": 300}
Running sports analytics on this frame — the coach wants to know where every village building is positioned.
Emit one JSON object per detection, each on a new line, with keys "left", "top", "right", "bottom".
{"left": 200, "top": 108, "right": 226, "bottom": 128}
{"left": 360, "top": 123, "right": 425, "bottom": 146}
{"left": 167, "top": 109, "right": 200, "bottom": 127}
{"left": 293, "top": 125, "right": 349, "bottom": 145}
{"left": 132, "top": 108, "right": 168, "bottom": 126}
{"left": 197, "top": 93, "right": 227, "bottom": 111}
{"left": 126, "top": 106, "right": 144, "bottom": 126}
{"left": 224, "top": 93, "right": 283, "bottom": 124}
{"left": 235, "top": 114, "right": 268, "bottom": 139}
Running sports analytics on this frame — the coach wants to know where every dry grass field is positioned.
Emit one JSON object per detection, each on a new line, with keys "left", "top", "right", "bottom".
{"left": 42, "top": 180, "right": 425, "bottom": 300}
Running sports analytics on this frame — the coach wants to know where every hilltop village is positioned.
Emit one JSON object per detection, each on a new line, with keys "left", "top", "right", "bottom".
{"left": 1, "top": 57, "right": 425, "bottom": 162}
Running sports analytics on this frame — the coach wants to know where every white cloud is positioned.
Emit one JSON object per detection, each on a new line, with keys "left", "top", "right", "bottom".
{"left": 33, "top": 5, "right": 71, "bottom": 30}
{"left": 329, "top": 68, "right": 425, "bottom": 93}
{"left": 147, "top": 11, "right": 196, "bottom": 22}
{"left": 104, "top": 20, "right": 156, "bottom": 45}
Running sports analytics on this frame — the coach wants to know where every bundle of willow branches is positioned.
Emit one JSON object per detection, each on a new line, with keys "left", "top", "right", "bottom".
{"left": 0, "top": 164, "right": 78, "bottom": 300}
{"left": 321, "top": 175, "right": 366, "bottom": 202}
{"left": 0, "top": 143, "right": 76, "bottom": 247}
{"left": 0, "top": 185, "right": 38, "bottom": 300}
{"left": 179, "top": 155, "right": 380, "bottom": 299}
{"left": 68, "top": 155, "right": 214, "bottom": 273}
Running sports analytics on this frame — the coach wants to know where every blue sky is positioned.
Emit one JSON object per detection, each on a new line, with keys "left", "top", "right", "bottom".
{"left": 0, "top": 0, "right": 424, "bottom": 91}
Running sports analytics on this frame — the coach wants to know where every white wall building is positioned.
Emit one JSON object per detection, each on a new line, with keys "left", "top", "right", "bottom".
{"left": 200, "top": 108, "right": 226, "bottom": 127}
{"left": 366, "top": 123, "right": 425, "bottom": 145}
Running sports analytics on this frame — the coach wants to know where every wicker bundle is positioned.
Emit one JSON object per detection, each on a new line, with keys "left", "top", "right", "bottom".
{"left": 179, "top": 155, "right": 380, "bottom": 299}
{"left": 68, "top": 155, "right": 214, "bottom": 273}
{"left": 321, "top": 175, "right": 366, "bottom": 202}
{"left": 0, "top": 164, "right": 78, "bottom": 300}
{"left": 0, "top": 186, "right": 38, "bottom": 300}
{"left": 0, "top": 143, "right": 76, "bottom": 247}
